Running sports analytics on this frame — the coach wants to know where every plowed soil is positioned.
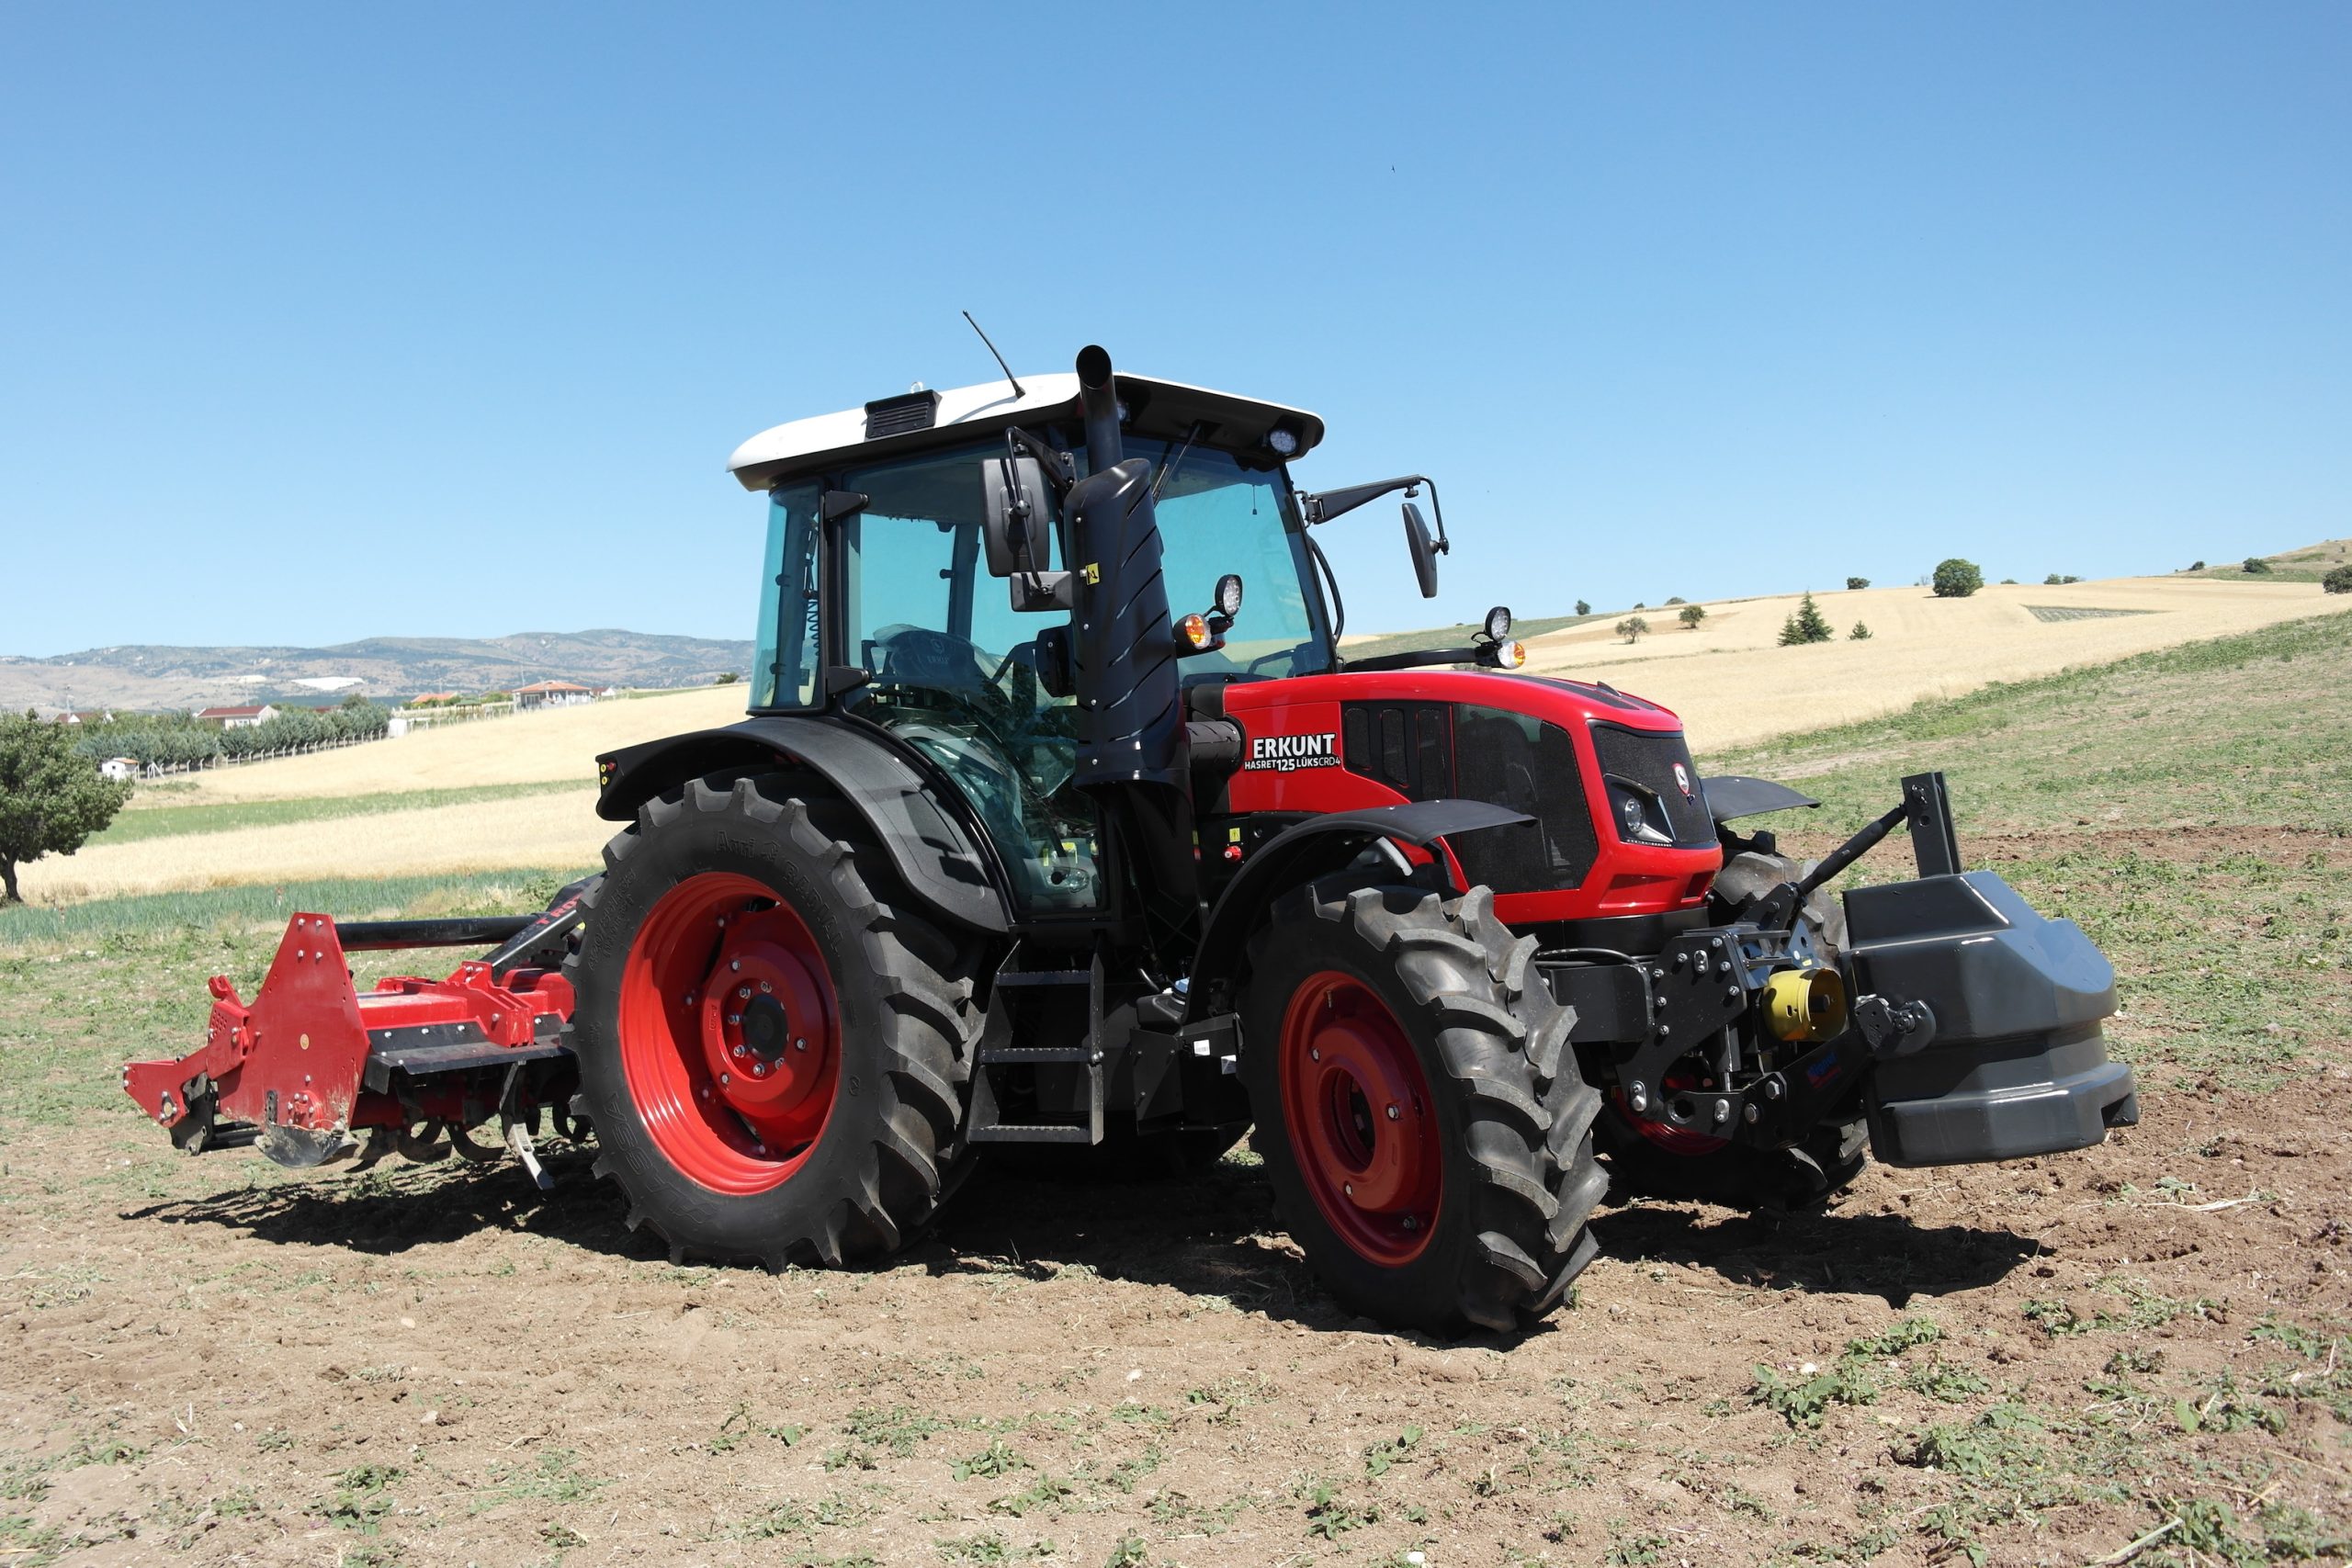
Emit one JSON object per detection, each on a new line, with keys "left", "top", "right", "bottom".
{"left": 5, "top": 826, "right": 2347, "bottom": 1567}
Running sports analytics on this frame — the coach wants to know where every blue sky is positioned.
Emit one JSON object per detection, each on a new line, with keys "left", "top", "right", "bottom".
{"left": 3, "top": 3, "right": 2345, "bottom": 656}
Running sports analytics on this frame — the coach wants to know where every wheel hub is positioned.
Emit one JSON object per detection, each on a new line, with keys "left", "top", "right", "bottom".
{"left": 616, "top": 872, "right": 841, "bottom": 1194}
{"left": 1278, "top": 971, "right": 1441, "bottom": 1265}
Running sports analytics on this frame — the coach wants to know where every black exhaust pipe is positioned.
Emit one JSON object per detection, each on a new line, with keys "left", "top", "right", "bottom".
{"left": 1076, "top": 344, "right": 1123, "bottom": 475}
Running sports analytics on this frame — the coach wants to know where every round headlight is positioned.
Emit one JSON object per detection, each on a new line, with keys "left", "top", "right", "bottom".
{"left": 1266, "top": 426, "right": 1299, "bottom": 457}
{"left": 1215, "top": 573, "right": 1245, "bottom": 618}
{"left": 1483, "top": 604, "right": 1513, "bottom": 641}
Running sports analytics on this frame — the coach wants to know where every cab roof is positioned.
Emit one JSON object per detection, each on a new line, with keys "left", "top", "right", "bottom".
{"left": 727, "top": 370, "right": 1325, "bottom": 492}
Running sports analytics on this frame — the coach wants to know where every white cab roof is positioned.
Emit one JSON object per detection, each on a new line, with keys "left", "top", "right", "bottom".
{"left": 728, "top": 370, "right": 1324, "bottom": 491}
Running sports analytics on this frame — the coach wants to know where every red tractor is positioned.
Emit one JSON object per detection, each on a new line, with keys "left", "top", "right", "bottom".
{"left": 126, "top": 346, "right": 2137, "bottom": 1333}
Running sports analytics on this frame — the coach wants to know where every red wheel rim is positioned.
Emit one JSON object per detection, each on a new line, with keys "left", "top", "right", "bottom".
{"left": 617, "top": 872, "right": 840, "bottom": 1195}
{"left": 1617, "top": 1065, "right": 1729, "bottom": 1155}
{"left": 1277, "top": 971, "right": 1440, "bottom": 1265}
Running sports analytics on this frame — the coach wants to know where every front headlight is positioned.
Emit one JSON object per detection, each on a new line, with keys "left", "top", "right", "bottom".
{"left": 1605, "top": 777, "right": 1675, "bottom": 844}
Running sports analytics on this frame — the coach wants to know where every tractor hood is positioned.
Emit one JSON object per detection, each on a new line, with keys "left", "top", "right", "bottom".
{"left": 728, "top": 371, "right": 1325, "bottom": 491}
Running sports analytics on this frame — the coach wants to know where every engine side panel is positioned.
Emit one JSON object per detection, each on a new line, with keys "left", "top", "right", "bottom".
{"left": 1216, "top": 671, "right": 1721, "bottom": 922}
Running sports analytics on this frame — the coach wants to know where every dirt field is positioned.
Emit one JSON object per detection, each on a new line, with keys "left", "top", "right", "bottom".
{"left": 5, "top": 619, "right": 2349, "bottom": 1568}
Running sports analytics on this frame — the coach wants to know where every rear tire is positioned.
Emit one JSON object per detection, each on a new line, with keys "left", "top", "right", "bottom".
{"left": 1238, "top": 880, "right": 1606, "bottom": 1335}
{"left": 564, "top": 774, "right": 980, "bottom": 1268}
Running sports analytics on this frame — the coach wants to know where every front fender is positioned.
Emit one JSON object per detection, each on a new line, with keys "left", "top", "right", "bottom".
{"left": 596, "top": 716, "right": 1010, "bottom": 934}
{"left": 1182, "top": 799, "right": 1531, "bottom": 1023}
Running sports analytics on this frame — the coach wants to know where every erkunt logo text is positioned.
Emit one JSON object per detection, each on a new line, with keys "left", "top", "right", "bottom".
{"left": 1245, "top": 731, "right": 1340, "bottom": 773}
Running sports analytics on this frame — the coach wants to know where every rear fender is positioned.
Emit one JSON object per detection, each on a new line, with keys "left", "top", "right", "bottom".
{"left": 1182, "top": 799, "right": 1530, "bottom": 1024}
{"left": 596, "top": 716, "right": 1010, "bottom": 934}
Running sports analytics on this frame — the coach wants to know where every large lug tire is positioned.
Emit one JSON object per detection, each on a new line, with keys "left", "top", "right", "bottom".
{"left": 1238, "top": 880, "right": 1607, "bottom": 1335}
{"left": 563, "top": 774, "right": 981, "bottom": 1268}
{"left": 1596, "top": 850, "right": 1867, "bottom": 1210}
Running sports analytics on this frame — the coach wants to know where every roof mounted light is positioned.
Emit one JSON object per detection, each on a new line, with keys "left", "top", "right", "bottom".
{"left": 1266, "top": 425, "right": 1299, "bottom": 457}
{"left": 1483, "top": 605, "right": 1513, "bottom": 642}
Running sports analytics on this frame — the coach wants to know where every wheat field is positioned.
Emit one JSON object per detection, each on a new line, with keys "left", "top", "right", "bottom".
{"left": 1523, "top": 576, "right": 2351, "bottom": 749}
{"left": 18, "top": 577, "right": 2350, "bottom": 903}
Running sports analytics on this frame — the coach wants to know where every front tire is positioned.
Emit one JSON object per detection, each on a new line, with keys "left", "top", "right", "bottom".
{"left": 1238, "top": 880, "right": 1607, "bottom": 1335}
{"left": 564, "top": 774, "right": 980, "bottom": 1268}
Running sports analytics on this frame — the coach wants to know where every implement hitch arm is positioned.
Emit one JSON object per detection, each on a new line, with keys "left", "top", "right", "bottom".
{"left": 1749, "top": 772, "right": 1962, "bottom": 929}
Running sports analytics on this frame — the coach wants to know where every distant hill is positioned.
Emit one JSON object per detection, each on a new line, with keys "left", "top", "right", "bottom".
{"left": 0, "top": 628, "right": 755, "bottom": 712}
{"left": 2184, "top": 537, "right": 2350, "bottom": 584}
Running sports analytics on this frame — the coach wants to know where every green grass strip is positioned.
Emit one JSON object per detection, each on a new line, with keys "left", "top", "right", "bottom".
{"left": 0, "top": 867, "right": 595, "bottom": 948}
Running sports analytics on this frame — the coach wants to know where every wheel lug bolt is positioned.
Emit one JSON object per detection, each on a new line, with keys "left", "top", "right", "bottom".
{"left": 739, "top": 986, "right": 752, "bottom": 999}
{"left": 795, "top": 1038, "right": 808, "bottom": 1052}
{"left": 1385, "top": 1104, "right": 1400, "bottom": 1121}
{"left": 719, "top": 1073, "right": 731, "bottom": 1086}
{"left": 684, "top": 993, "right": 695, "bottom": 1006}
{"left": 728, "top": 1014, "right": 741, "bottom": 1025}
{"left": 1402, "top": 1215, "right": 1419, "bottom": 1231}
{"left": 1343, "top": 1182, "right": 1353, "bottom": 1198}
{"left": 732, "top": 1045, "right": 747, "bottom": 1058}
{"left": 699, "top": 1088, "right": 710, "bottom": 1100}
{"left": 760, "top": 981, "right": 772, "bottom": 993}
{"left": 1309, "top": 1047, "right": 1320, "bottom": 1062}
{"left": 729, "top": 959, "right": 741, "bottom": 972}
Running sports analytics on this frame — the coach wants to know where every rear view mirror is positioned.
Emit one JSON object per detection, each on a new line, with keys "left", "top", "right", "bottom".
{"left": 982, "top": 455, "right": 1050, "bottom": 575}
{"left": 980, "top": 455, "right": 1072, "bottom": 612}
{"left": 1403, "top": 501, "right": 1440, "bottom": 599}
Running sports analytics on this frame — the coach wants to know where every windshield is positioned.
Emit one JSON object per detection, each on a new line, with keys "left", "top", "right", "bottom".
{"left": 1125, "top": 440, "right": 1331, "bottom": 682}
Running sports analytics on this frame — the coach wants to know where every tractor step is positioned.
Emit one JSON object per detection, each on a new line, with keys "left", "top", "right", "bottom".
{"left": 967, "top": 950, "right": 1107, "bottom": 1145}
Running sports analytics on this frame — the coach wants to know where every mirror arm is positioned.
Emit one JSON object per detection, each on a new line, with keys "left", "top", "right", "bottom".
{"left": 1301, "top": 474, "right": 1429, "bottom": 527}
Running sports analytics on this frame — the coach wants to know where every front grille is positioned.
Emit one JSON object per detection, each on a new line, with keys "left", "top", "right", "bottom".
{"left": 1451, "top": 706, "right": 1598, "bottom": 894}
{"left": 1590, "top": 723, "right": 1713, "bottom": 845}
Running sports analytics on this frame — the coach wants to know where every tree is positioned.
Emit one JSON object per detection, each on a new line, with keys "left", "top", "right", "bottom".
{"left": 1665, "top": 596, "right": 1686, "bottom": 605}
{"left": 1615, "top": 616, "right": 1649, "bottom": 643}
{"left": 1849, "top": 622, "right": 1872, "bottom": 640}
{"left": 1846, "top": 577, "right": 1870, "bottom": 591}
{"left": 1779, "top": 592, "right": 1834, "bottom": 646}
{"left": 2044, "top": 573, "right": 2081, "bottom": 585}
{"left": 0, "top": 711, "right": 133, "bottom": 904}
{"left": 714, "top": 671, "right": 741, "bottom": 684}
{"left": 1931, "top": 558, "right": 1983, "bottom": 598}
{"left": 1575, "top": 600, "right": 1591, "bottom": 616}
{"left": 1678, "top": 604, "right": 1708, "bottom": 630}
{"left": 2243, "top": 557, "right": 2271, "bottom": 574}
{"left": 2188, "top": 561, "right": 2206, "bottom": 572}
{"left": 2324, "top": 566, "right": 2352, "bottom": 594}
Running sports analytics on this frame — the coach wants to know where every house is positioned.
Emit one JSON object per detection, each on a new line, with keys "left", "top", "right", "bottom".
{"left": 99, "top": 757, "right": 139, "bottom": 783}
{"left": 195, "top": 705, "right": 279, "bottom": 728}
{"left": 514, "top": 681, "right": 594, "bottom": 712}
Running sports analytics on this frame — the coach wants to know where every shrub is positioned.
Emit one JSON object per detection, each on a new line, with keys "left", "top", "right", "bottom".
{"left": 2188, "top": 560, "right": 2206, "bottom": 572}
{"left": 1, "top": 712, "right": 134, "bottom": 902}
{"left": 1845, "top": 576, "right": 1869, "bottom": 591}
{"left": 1574, "top": 599, "right": 1590, "bottom": 616}
{"left": 714, "top": 671, "right": 741, "bottom": 684}
{"left": 2324, "top": 566, "right": 2352, "bottom": 594}
{"left": 1664, "top": 596, "right": 1686, "bottom": 605}
{"left": 1849, "top": 622, "right": 1871, "bottom": 640}
{"left": 2044, "top": 573, "right": 2081, "bottom": 584}
{"left": 1931, "top": 558, "right": 1983, "bottom": 598}
{"left": 1778, "top": 592, "right": 1833, "bottom": 646}
{"left": 1677, "top": 604, "right": 1707, "bottom": 630}
{"left": 1614, "top": 616, "right": 1649, "bottom": 643}
{"left": 2242, "top": 557, "right": 2271, "bottom": 574}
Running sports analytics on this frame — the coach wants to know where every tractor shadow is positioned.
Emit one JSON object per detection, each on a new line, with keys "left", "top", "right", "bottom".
{"left": 921, "top": 1161, "right": 2041, "bottom": 1326}
{"left": 131, "top": 1147, "right": 2038, "bottom": 1324}
{"left": 1591, "top": 1200, "right": 2043, "bottom": 1308}
{"left": 125, "top": 1144, "right": 653, "bottom": 1261}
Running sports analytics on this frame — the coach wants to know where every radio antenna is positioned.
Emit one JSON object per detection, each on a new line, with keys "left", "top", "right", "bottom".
{"left": 961, "top": 311, "right": 1023, "bottom": 398}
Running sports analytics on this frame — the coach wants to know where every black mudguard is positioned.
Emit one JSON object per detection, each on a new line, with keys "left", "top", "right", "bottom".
{"left": 594, "top": 716, "right": 1010, "bottom": 934}
{"left": 1841, "top": 870, "right": 2137, "bottom": 1167}
{"left": 1182, "top": 799, "right": 1531, "bottom": 1023}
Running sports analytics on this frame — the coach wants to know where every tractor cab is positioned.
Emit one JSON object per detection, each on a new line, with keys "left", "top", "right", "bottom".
{"left": 729, "top": 364, "right": 1345, "bottom": 919}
